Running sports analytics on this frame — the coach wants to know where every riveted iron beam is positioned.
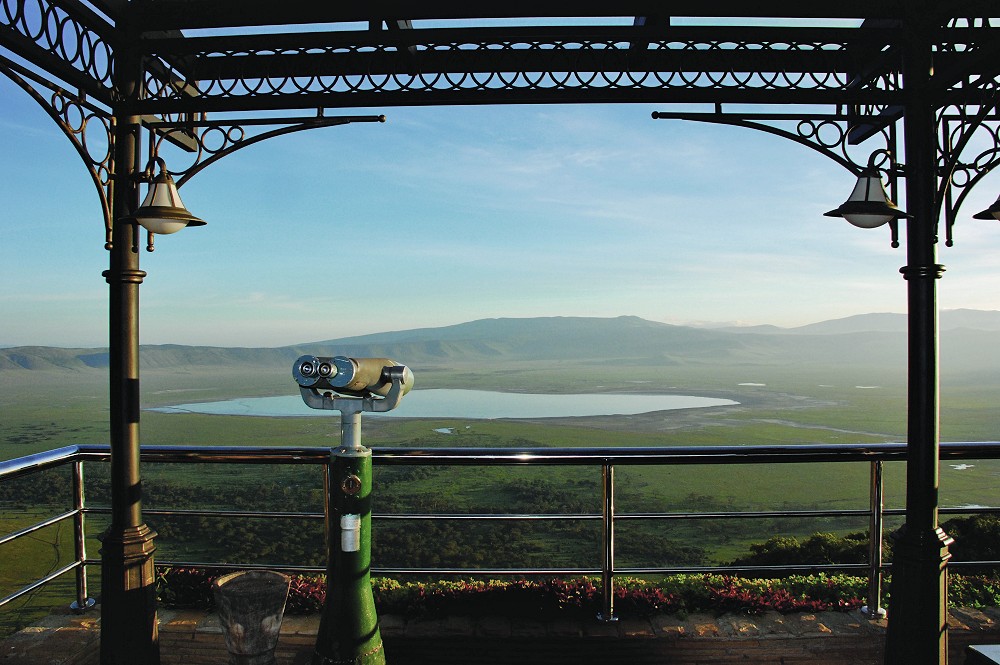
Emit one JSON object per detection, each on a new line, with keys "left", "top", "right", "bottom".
{"left": 129, "top": 0, "right": 921, "bottom": 32}
{"left": 172, "top": 46, "right": 861, "bottom": 83}
{"left": 144, "top": 24, "right": 894, "bottom": 53}
{"left": 134, "top": 86, "right": 909, "bottom": 115}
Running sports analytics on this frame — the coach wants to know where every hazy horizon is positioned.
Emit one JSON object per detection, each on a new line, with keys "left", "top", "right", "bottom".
{"left": 3, "top": 308, "right": 1000, "bottom": 351}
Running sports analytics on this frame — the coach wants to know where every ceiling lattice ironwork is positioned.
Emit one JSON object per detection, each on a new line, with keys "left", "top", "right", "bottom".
{"left": 1, "top": 2, "right": 999, "bottom": 245}
{"left": 1, "top": 2, "right": 997, "bottom": 115}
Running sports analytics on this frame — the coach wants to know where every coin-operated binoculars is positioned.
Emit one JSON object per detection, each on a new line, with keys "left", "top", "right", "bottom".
{"left": 293, "top": 355, "right": 414, "bottom": 665}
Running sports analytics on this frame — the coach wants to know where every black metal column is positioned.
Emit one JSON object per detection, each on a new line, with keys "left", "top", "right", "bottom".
{"left": 99, "top": 13, "right": 159, "bottom": 664}
{"left": 884, "top": 15, "right": 952, "bottom": 665}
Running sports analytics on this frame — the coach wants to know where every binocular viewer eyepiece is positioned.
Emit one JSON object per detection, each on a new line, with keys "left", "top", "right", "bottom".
{"left": 293, "top": 355, "right": 413, "bottom": 398}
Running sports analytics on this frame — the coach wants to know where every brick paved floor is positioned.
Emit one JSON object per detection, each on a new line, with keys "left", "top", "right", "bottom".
{"left": 3, "top": 605, "right": 999, "bottom": 664}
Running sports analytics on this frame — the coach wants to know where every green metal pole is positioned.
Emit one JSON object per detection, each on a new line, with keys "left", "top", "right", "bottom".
{"left": 313, "top": 411, "right": 385, "bottom": 665}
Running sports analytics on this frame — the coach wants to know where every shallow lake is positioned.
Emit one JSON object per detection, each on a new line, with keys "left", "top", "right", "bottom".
{"left": 151, "top": 389, "right": 738, "bottom": 419}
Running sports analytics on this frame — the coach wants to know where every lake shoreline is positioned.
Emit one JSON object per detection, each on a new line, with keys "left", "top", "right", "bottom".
{"left": 148, "top": 388, "right": 742, "bottom": 420}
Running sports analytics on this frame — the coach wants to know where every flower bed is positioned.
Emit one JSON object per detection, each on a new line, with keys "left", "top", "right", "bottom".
{"left": 156, "top": 568, "right": 1000, "bottom": 619}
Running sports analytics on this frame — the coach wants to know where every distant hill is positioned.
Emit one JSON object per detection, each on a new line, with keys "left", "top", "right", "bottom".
{"left": 720, "top": 309, "right": 1000, "bottom": 335}
{"left": 1, "top": 311, "right": 998, "bottom": 373}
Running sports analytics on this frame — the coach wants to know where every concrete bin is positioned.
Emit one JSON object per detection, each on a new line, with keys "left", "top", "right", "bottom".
{"left": 212, "top": 570, "right": 291, "bottom": 665}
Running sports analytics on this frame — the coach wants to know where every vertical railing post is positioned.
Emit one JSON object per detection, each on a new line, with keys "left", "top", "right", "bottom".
{"left": 863, "top": 460, "right": 886, "bottom": 618}
{"left": 71, "top": 459, "right": 95, "bottom": 612}
{"left": 598, "top": 462, "right": 617, "bottom": 622}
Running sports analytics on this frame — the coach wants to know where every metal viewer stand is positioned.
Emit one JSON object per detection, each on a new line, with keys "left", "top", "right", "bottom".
{"left": 293, "top": 355, "right": 414, "bottom": 665}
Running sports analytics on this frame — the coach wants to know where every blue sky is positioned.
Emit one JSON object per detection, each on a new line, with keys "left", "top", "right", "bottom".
{"left": 3, "top": 76, "right": 1000, "bottom": 347}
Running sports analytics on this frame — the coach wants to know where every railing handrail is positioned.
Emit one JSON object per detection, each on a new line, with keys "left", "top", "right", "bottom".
{"left": 2, "top": 440, "right": 1000, "bottom": 619}
{"left": 0, "top": 445, "right": 82, "bottom": 480}
{"left": 6, "top": 441, "right": 999, "bottom": 477}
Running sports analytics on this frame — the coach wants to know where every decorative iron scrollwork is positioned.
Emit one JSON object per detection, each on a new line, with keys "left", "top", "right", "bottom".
{"left": 0, "top": 52, "right": 114, "bottom": 247}
{"left": 653, "top": 109, "right": 903, "bottom": 246}
{"left": 0, "top": 0, "right": 116, "bottom": 103}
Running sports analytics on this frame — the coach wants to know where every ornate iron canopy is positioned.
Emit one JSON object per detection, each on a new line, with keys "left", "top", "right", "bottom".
{"left": 2, "top": 5, "right": 999, "bottom": 665}
{"left": 3, "top": 2, "right": 998, "bottom": 111}
{"left": 2, "top": 2, "right": 998, "bottom": 247}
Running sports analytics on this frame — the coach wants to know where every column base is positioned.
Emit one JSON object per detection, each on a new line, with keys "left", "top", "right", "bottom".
{"left": 884, "top": 524, "right": 953, "bottom": 665}
{"left": 100, "top": 523, "right": 160, "bottom": 665}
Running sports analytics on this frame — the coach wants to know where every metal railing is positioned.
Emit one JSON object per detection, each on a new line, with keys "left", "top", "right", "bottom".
{"left": 2, "top": 441, "right": 1000, "bottom": 621}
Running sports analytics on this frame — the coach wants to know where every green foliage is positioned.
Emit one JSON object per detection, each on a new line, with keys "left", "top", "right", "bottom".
{"left": 729, "top": 531, "right": 875, "bottom": 567}
{"left": 157, "top": 571, "right": 880, "bottom": 618}
{"left": 941, "top": 515, "right": 1000, "bottom": 562}
{"left": 948, "top": 575, "right": 1000, "bottom": 608}
{"left": 727, "top": 518, "right": 1000, "bottom": 570}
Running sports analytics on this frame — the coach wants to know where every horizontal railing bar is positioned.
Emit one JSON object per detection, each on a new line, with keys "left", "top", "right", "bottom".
{"left": 75, "top": 444, "right": 331, "bottom": 465}
{"left": 374, "top": 513, "right": 600, "bottom": 521}
{"left": 146, "top": 508, "right": 325, "bottom": 519}
{"left": 148, "top": 560, "right": 995, "bottom": 576}
{"left": 0, "top": 561, "right": 79, "bottom": 609}
{"left": 949, "top": 561, "right": 1000, "bottom": 569}
{"left": 84, "top": 507, "right": 325, "bottom": 520}
{"left": 619, "top": 509, "right": 872, "bottom": 520}
{"left": 81, "top": 508, "right": 900, "bottom": 523}
{"left": 155, "top": 560, "right": 325, "bottom": 574}
{"left": 0, "top": 509, "right": 77, "bottom": 547}
{"left": 372, "top": 568, "right": 601, "bottom": 577}
{"left": 373, "top": 509, "right": 876, "bottom": 521}
{"left": 618, "top": 563, "right": 872, "bottom": 576}
{"left": 939, "top": 506, "right": 1000, "bottom": 514}
{"left": 373, "top": 444, "right": 913, "bottom": 465}
{"left": 78, "top": 507, "right": 905, "bottom": 522}
{"left": 0, "top": 445, "right": 81, "bottom": 481}
{"left": 59, "top": 441, "right": 1000, "bottom": 466}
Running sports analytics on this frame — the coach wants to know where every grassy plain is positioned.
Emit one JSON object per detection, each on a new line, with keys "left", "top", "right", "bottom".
{"left": 2, "top": 359, "right": 1000, "bottom": 635}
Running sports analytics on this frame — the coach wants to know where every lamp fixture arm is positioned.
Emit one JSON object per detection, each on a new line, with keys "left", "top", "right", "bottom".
{"left": 144, "top": 113, "right": 386, "bottom": 189}
{"left": 652, "top": 109, "right": 902, "bottom": 246}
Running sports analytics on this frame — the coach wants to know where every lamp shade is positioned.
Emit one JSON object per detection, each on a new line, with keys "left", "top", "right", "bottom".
{"left": 133, "top": 169, "right": 205, "bottom": 234}
{"left": 973, "top": 195, "right": 1000, "bottom": 221}
{"left": 825, "top": 172, "right": 908, "bottom": 229}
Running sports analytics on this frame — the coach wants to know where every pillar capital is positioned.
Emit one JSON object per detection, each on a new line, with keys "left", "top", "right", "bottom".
{"left": 899, "top": 264, "right": 945, "bottom": 280}
{"left": 102, "top": 268, "right": 147, "bottom": 284}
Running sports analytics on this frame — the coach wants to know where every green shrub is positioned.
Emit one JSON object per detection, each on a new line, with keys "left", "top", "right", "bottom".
{"left": 729, "top": 532, "right": 874, "bottom": 567}
{"left": 942, "top": 515, "right": 1000, "bottom": 562}
{"left": 156, "top": 570, "right": 883, "bottom": 617}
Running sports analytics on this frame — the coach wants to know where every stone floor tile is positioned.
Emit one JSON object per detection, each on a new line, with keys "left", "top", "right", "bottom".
{"left": 474, "top": 615, "right": 511, "bottom": 637}
{"left": 952, "top": 607, "right": 998, "bottom": 631}
{"left": 279, "top": 614, "right": 318, "bottom": 635}
{"left": 582, "top": 619, "right": 621, "bottom": 638}
{"left": 649, "top": 614, "right": 687, "bottom": 639}
{"left": 439, "top": 615, "right": 475, "bottom": 635}
{"left": 546, "top": 617, "right": 583, "bottom": 637}
{"left": 948, "top": 613, "right": 973, "bottom": 631}
{"left": 725, "top": 616, "right": 761, "bottom": 638}
{"left": 508, "top": 618, "right": 547, "bottom": 638}
{"left": 403, "top": 617, "right": 443, "bottom": 638}
{"left": 811, "top": 611, "right": 870, "bottom": 634}
{"left": 378, "top": 614, "right": 406, "bottom": 636}
{"left": 686, "top": 613, "right": 723, "bottom": 638}
{"left": 195, "top": 612, "right": 223, "bottom": 633}
{"left": 620, "top": 618, "right": 655, "bottom": 638}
